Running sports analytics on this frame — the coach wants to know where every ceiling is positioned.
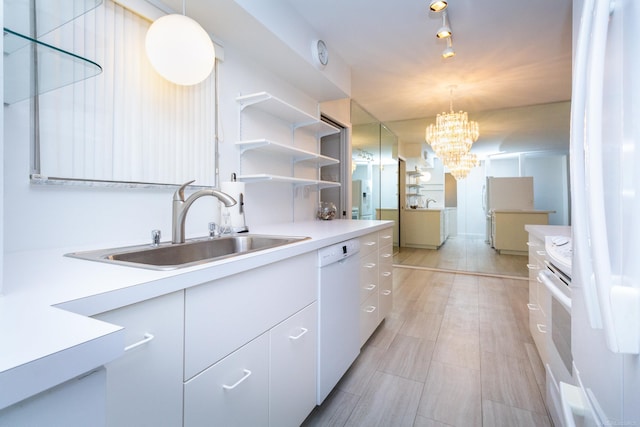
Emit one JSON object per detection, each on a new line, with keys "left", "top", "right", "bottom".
{"left": 284, "top": 0, "right": 574, "bottom": 156}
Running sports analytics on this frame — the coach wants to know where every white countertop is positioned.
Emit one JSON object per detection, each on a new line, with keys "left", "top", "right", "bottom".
{"left": 492, "top": 209, "right": 556, "bottom": 214}
{"left": 0, "top": 219, "right": 391, "bottom": 410}
{"left": 525, "top": 224, "right": 571, "bottom": 240}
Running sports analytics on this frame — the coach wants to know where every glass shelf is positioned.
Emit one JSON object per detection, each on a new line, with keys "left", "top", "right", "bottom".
{"left": 3, "top": 28, "right": 103, "bottom": 104}
{"left": 4, "top": 0, "right": 103, "bottom": 40}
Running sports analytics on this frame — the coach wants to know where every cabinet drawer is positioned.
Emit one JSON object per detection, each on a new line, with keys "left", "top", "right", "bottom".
{"left": 270, "top": 303, "right": 317, "bottom": 427}
{"left": 378, "top": 228, "right": 393, "bottom": 246}
{"left": 184, "top": 252, "right": 316, "bottom": 380}
{"left": 359, "top": 232, "right": 378, "bottom": 256}
{"left": 360, "top": 292, "right": 379, "bottom": 347}
{"left": 360, "top": 251, "right": 378, "bottom": 303}
{"left": 184, "top": 333, "right": 269, "bottom": 427}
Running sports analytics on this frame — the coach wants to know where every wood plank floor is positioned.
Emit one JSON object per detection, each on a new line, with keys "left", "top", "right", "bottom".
{"left": 302, "top": 266, "right": 550, "bottom": 427}
{"left": 393, "top": 237, "right": 529, "bottom": 278}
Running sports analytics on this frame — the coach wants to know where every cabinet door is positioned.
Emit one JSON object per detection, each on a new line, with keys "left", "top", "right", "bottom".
{"left": 270, "top": 303, "right": 318, "bottom": 427}
{"left": 184, "top": 253, "right": 316, "bottom": 380}
{"left": 184, "top": 333, "right": 269, "bottom": 427}
{"left": 527, "top": 235, "right": 548, "bottom": 363}
{"left": 378, "top": 242, "right": 394, "bottom": 320}
{"left": 0, "top": 368, "right": 106, "bottom": 426}
{"left": 360, "top": 292, "right": 379, "bottom": 347}
{"left": 93, "top": 291, "right": 184, "bottom": 427}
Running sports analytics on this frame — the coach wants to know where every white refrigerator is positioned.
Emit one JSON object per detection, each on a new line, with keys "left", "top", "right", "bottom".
{"left": 566, "top": 0, "right": 640, "bottom": 425}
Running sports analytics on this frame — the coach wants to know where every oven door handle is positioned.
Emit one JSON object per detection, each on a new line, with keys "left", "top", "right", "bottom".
{"left": 538, "top": 270, "right": 572, "bottom": 311}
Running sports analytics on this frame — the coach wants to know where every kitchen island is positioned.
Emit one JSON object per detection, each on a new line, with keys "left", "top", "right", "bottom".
{"left": 0, "top": 220, "right": 392, "bottom": 426}
{"left": 492, "top": 209, "right": 555, "bottom": 255}
{"left": 401, "top": 207, "right": 456, "bottom": 249}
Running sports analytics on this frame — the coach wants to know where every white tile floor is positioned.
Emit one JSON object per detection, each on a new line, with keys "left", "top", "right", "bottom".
{"left": 302, "top": 266, "right": 551, "bottom": 427}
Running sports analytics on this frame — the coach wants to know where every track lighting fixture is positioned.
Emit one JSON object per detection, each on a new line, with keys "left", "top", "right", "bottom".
{"left": 436, "top": 11, "right": 452, "bottom": 39}
{"left": 442, "top": 38, "right": 455, "bottom": 58}
{"left": 429, "top": 0, "right": 448, "bottom": 12}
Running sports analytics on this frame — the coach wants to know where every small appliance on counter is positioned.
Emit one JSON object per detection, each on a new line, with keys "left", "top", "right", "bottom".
{"left": 221, "top": 173, "right": 248, "bottom": 233}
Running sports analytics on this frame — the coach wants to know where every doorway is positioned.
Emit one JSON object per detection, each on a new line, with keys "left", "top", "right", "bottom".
{"left": 320, "top": 116, "right": 349, "bottom": 219}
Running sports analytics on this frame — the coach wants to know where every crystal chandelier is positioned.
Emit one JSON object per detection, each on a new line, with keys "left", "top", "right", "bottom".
{"left": 425, "top": 87, "right": 479, "bottom": 180}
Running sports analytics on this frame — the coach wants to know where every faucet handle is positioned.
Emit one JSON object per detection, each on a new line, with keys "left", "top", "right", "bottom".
{"left": 208, "top": 222, "right": 219, "bottom": 238}
{"left": 151, "top": 229, "right": 161, "bottom": 246}
{"left": 174, "top": 180, "right": 196, "bottom": 202}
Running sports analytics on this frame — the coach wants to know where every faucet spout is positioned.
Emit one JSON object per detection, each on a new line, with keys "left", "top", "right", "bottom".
{"left": 172, "top": 180, "right": 237, "bottom": 244}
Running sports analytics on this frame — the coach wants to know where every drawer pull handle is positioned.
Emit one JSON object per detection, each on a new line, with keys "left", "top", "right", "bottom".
{"left": 381, "top": 235, "right": 391, "bottom": 239}
{"left": 124, "top": 333, "right": 155, "bottom": 352}
{"left": 526, "top": 264, "right": 538, "bottom": 270}
{"left": 289, "top": 327, "right": 309, "bottom": 340}
{"left": 222, "top": 369, "right": 252, "bottom": 390}
{"left": 536, "top": 324, "right": 547, "bottom": 334}
{"left": 365, "top": 306, "right": 376, "bottom": 313}
{"left": 364, "top": 263, "right": 376, "bottom": 269}
{"left": 365, "top": 284, "right": 376, "bottom": 291}
{"left": 526, "top": 241, "right": 538, "bottom": 247}
{"left": 364, "top": 241, "right": 376, "bottom": 246}
{"left": 382, "top": 290, "right": 392, "bottom": 296}
{"left": 527, "top": 303, "right": 539, "bottom": 311}
{"left": 381, "top": 254, "right": 392, "bottom": 258}
{"left": 382, "top": 271, "right": 392, "bottom": 277}
{"left": 536, "top": 250, "right": 546, "bottom": 256}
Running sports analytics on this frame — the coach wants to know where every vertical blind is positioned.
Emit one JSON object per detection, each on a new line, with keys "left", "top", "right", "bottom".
{"left": 36, "top": 0, "right": 216, "bottom": 186}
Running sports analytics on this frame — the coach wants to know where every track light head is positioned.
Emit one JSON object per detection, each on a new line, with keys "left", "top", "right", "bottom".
{"left": 429, "top": 0, "right": 448, "bottom": 12}
{"left": 436, "top": 12, "right": 451, "bottom": 38}
{"left": 436, "top": 26, "right": 452, "bottom": 38}
{"left": 442, "top": 38, "right": 455, "bottom": 58}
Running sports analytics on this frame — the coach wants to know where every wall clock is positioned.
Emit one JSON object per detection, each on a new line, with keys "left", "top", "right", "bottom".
{"left": 312, "top": 39, "right": 329, "bottom": 69}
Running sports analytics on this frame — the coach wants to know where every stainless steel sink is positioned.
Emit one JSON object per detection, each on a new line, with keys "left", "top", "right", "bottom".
{"left": 66, "top": 234, "right": 310, "bottom": 270}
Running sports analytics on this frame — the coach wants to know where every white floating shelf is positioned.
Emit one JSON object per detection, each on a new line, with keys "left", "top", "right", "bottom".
{"left": 236, "top": 92, "right": 340, "bottom": 136}
{"left": 236, "top": 92, "right": 317, "bottom": 128}
{"left": 236, "top": 174, "right": 341, "bottom": 189}
{"left": 235, "top": 139, "right": 339, "bottom": 167}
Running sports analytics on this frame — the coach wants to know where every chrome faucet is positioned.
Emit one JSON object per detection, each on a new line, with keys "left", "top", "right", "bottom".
{"left": 426, "top": 198, "right": 437, "bottom": 208}
{"left": 172, "top": 180, "right": 237, "bottom": 244}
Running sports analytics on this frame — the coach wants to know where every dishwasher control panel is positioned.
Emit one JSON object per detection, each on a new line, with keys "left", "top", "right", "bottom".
{"left": 318, "top": 239, "right": 361, "bottom": 267}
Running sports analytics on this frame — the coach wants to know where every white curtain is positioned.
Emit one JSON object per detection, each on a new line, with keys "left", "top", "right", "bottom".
{"left": 37, "top": 0, "right": 216, "bottom": 186}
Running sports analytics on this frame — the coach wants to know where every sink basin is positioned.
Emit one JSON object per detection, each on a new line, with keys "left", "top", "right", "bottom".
{"left": 66, "top": 234, "right": 310, "bottom": 270}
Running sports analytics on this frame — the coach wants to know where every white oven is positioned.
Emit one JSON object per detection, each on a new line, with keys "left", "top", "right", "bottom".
{"left": 537, "top": 235, "right": 573, "bottom": 427}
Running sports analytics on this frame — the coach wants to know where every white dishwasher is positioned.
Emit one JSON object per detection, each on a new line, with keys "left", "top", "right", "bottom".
{"left": 317, "top": 239, "right": 360, "bottom": 404}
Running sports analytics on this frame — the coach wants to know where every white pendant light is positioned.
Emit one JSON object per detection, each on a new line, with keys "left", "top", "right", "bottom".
{"left": 145, "top": 13, "right": 215, "bottom": 86}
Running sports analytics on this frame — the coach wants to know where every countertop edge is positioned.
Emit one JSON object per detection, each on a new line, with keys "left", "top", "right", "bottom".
{"left": 0, "top": 220, "right": 392, "bottom": 410}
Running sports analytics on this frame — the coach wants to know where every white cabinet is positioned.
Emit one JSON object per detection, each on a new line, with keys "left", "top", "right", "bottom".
{"left": 235, "top": 92, "right": 340, "bottom": 190}
{"left": 378, "top": 230, "right": 394, "bottom": 320}
{"left": 93, "top": 291, "right": 184, "bottom": 427}
{"left": 0, "top": 368, "right": 106, "bottom": 426}
{"left": 184, "top": 333, "right": 270, "bottom": 427}
{"left": 527, "top": 232, "right": 548, "bottom": 364}
{"left": 183, "top": 253, "right": 317, "bottom": 425}
{"left": 359, "top": 227, "right": 394, "bottom": 346}
{"left": 270, "top": 303, "right": 318, "bottom": 427}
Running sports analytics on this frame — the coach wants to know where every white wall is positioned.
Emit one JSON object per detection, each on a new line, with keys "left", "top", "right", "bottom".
{"left": 2, "top": 3, "right": 348, "bottom": 281}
